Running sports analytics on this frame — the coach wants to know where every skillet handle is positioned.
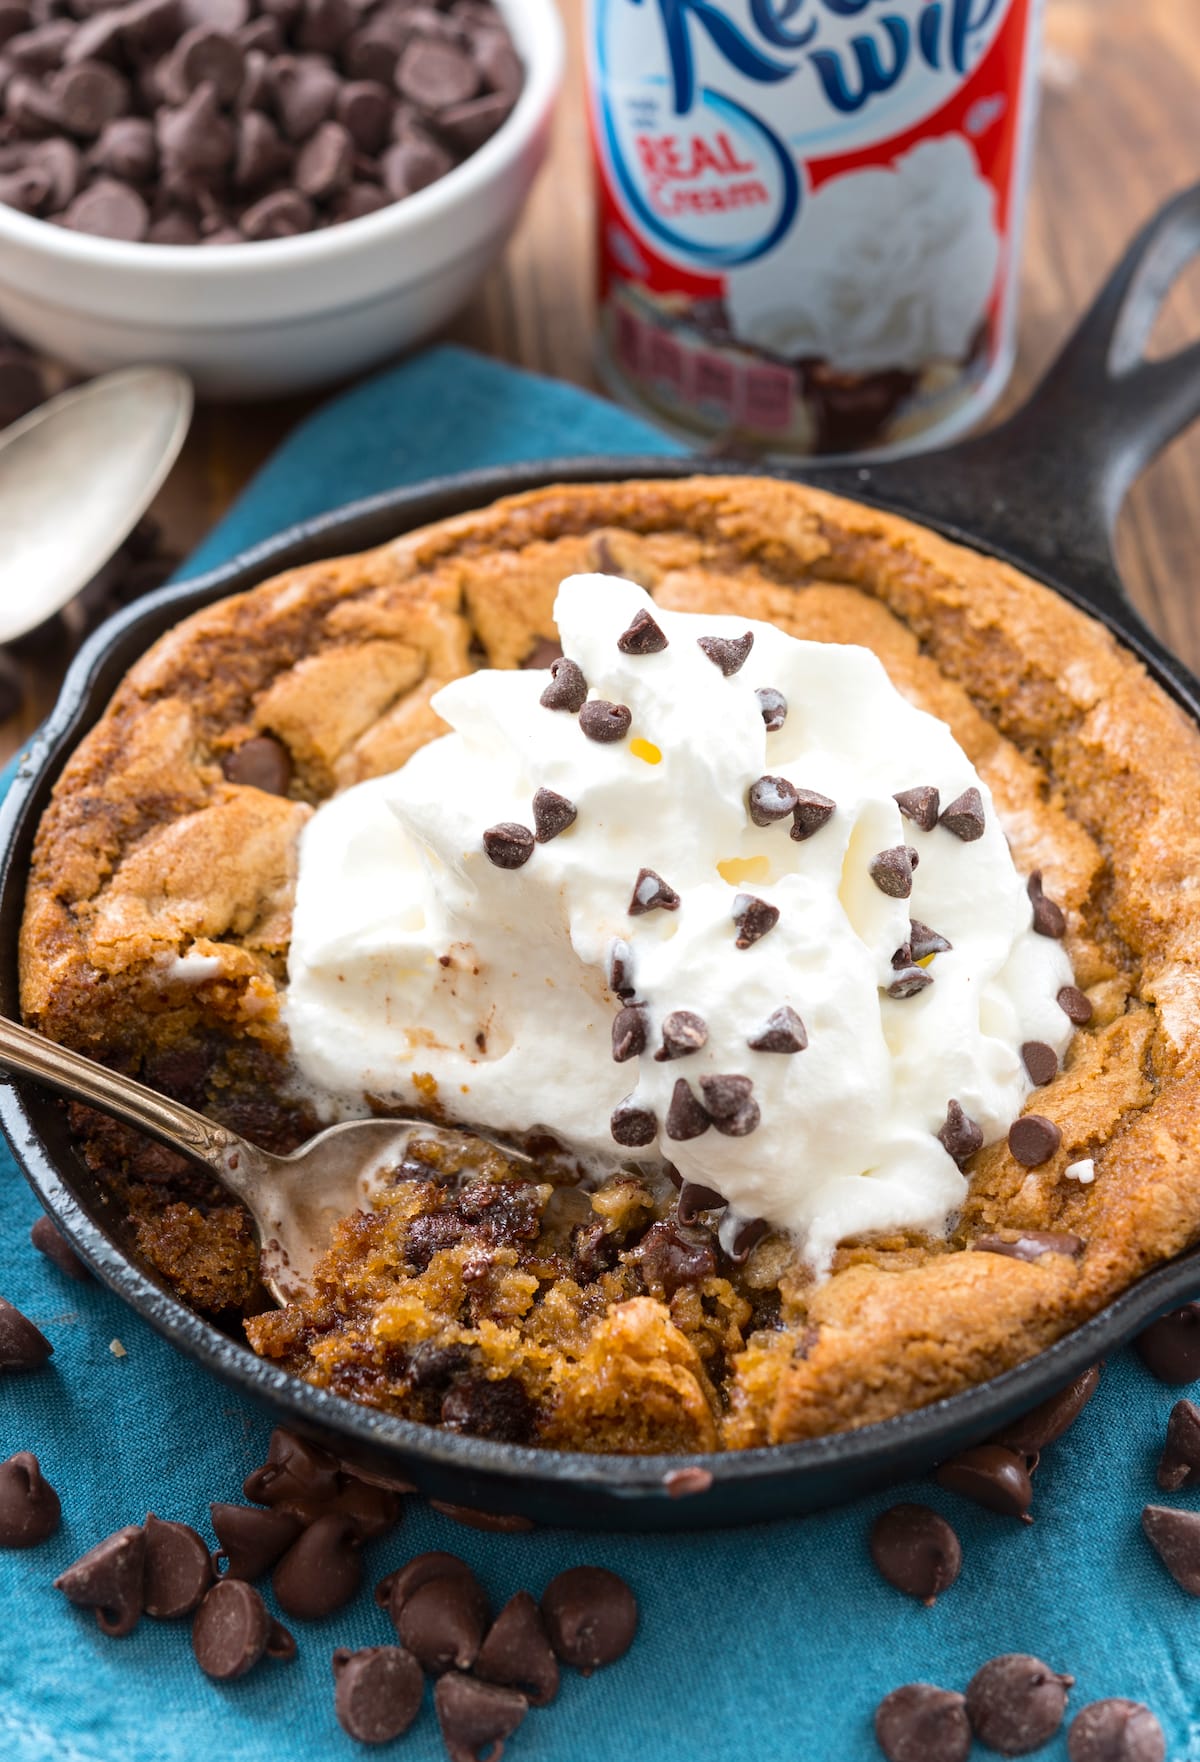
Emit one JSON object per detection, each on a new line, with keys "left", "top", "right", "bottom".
{"left": 841, "top": 181, "right": 1200, "bottom": 626}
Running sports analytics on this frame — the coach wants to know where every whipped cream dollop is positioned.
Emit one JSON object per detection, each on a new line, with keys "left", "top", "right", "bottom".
{"left": 726, "top": 136, "right": 1001, "bottom": 375}
{"left": 285, "top": 575, "right": 1074, "bottom": 1268}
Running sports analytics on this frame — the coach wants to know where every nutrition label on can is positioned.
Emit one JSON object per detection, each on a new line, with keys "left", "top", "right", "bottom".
{"left": 587, "top": 0, "right": 1043, "bottom": 456}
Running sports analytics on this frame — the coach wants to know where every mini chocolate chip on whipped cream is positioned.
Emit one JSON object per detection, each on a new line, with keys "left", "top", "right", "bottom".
{"left": 284, "top": 574, "right": 1082, "bottom": 1273}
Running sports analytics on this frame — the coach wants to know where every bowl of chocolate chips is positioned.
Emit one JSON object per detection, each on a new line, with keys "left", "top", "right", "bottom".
{"left": 0, "top": 0, "right": 561, "bottom": 396}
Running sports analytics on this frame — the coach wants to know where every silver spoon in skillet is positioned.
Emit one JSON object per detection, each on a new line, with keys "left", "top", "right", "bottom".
{"left": 0, "top": 1015, "right": 530, "bottom": 1303}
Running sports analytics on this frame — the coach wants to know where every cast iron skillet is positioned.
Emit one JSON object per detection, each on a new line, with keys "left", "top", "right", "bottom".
{"left": 3, "top": 187, "right": 1200, "bottom": 1534}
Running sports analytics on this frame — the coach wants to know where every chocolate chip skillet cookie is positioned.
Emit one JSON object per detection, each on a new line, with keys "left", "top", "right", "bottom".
{"left": 19, "top": 476, "right": 1200, "bottom": 1454}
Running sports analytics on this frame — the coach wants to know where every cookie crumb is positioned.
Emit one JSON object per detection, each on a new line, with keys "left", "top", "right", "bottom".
{"left": 109, "top": 1338, "right": 127, "bottom": 1358}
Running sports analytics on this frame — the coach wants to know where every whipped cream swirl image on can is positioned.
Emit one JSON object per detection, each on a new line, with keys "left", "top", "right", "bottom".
{"left": 587, "top": 0, "right": 1044, "bottom": 456}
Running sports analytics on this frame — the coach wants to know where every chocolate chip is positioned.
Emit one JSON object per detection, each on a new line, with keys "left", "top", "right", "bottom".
{"left": 61, "top": 173, "right": 148, "bottom": 236}
{"left": 1157, "top": 1398, "right": 1200, "bottom": 1491}
{"left": 29, "top": 1213, "right": 91, "bottom": 1281}
{"left": 482, "top": 822, "right": 534, "bottom": 870}
{"left": 789, "top": 788, "right": 836, "bottom": 841}
{"left": 676, "top": 1179, "right": 724, "bottom": 1225}
{"left": 210, "top": 1502, "right": 303, "bottom": 1579}
{"left": 579, "top": 699, "right": 631, "bottom": 743}
{"left": 440, "top": 1374, "right": 534, "bottom": 1444}
{"left": 377, "top": 1551, "right": 475, "bottom": 1619}
{"left": 724, "top": 1215, "right": 768, "bottom": 1263}
{"left": 475, "top": 1591, "right": 558, "bottom": 1706}
{"left": 91, "top": 114, "right": 155, "bottom": 180}
{"left": 1067, "top": 1700, "right": 1165, "bottom": 1762}
{"left": 539, "top": 657, "right": 587, "bottom": 712}
{"left": 192, "top": 1578, "right": 295, "bottom": 1678}
{"left": 221, "top": 733, "right": 292, "bottom": 794}
{"left": 532, "top": 786, "right": 576, "bottom": 844}
{"left": 747, "top": 1006, "right": 806, "bottom": 1053}
{"left": 1007, "top": 1114, "right": 1062, "bottom": 1167}
{"left": 1057, "top": 984, "right": 1093, "bottom": 1025}
{"left": 888, "top": 966, "right": 933, "bottom": 999}
{"left": 1143, "top": 1503, "right": 1200, "bottom": 1593}
{"left": 938, "top": 786, "right": 985, "bottom": 841}
{"left": 868, "top": 1504, "right": 961, "bottom": 1605}
{"left": 520, "top": 635, "right": 562, "bottom": 671}
{"left": 241, "top": 186, "right": 314, "bottom": 238}
{"left": 974, "top": 1229, "right": 1083, "bottom": 1261}
{"left": 610, "top": 1099, "right": 656, "bottom": 1148}
{"left": 870, "top": 846, "right": 915, "bottom": 899}
{"left": 935, "top": 1445, "right": 1033, "bottom": 1521}
{"left": 616, "top": 608, "right": 667, "bottom": 654}
{"left": 755, "top": 685, "right": 786, "bottom": 730}
{"left": 1019, "top": 1041, "right": 1057, "bottom": 1087}
{"left": 0, "top": 1451, "right": 60, "bottom": 1548}
{"left": 634, "top": 1217, "right": 716, "bottom": 1296}
{"left": 1028, "top": 869, "right": 1067, "bottom": 938}
{"left": 0, "top": 1295, "right": 52, "bottom": 1370}
{"left": 699, "top": 1072, "right": 759, "bottom": 1136}
{"left": 243, "top": 1427, "right": 341, "bottom": 1519}
{"left": 55, "top": 1525, "right": 145, "bottom": 1636}
{"left": 664, "top": 1078, "right": 709, "bottom": 1141}
{"left": 989, "top": 1364, "right": 1101, "bottom": 1454}
{"left": 428, "top": 1502, "right": 533, "bottom": 1535}
{"left": 332, "top": 1645, "right": 423, "bottom": 1744}
{"left": 396, "top": 1571, "right": 489, "bottom": 1674}
{"left": 142, "top": 1513, "right": 213, "bottom": 1618}
{"left": 541, "top": 1566, "right": 636, "bottom": 1673}
{"left": 1136, "top": 1304, "right": 1200, "bottom": 1384}
{"left": 894, "top": 786, "right": 940, "bottom": 832}
{"left": 936, "top": 1099, "right": 983, "bottom": 1167}
{"left": 732, "top": 892, "right": 778, "bottom": 948}
{"left": 875, "top": 1685, "right": 971, "bottom": 1762}
{"left": 396, "top": 35, "right": 477, "bottom": 108}
{"left": 294, "top": 116, "right": 352, "bottom": 194}
{"left": 435, "top": 1673, "right": 528, "bottom": 1762}
{"left": 437, "top": 87, "right": 513, "bottom": 150}
{"left": 654, "top": 1009, "right": 708, "bottom": 1062}
{"left": 966, "top": 1655, "right": 1073, "bottom": 1755}
{"left": 271, "top": 49, "right": 338, "bottom": 137}
{"left": 909, "top": 921, "right": 951, "bottom": 961}
{"left": 628, "top": 867, "right": 679, "bottom": 915}
{"left": 611, "top": 1004, "right": 647, "bottom": 1063}
{"left": 697, "top": 632, "right": 753, "bottom": 676}
{"left": 747, "top": 773, "right": 798, "bottom": 826}
{"left": 272, "top": 1513, "right": 362, "bottom": 1619}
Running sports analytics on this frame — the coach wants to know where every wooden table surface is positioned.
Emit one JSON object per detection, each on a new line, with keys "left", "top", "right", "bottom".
{"left": 4, "top": 0, "right": 1198, "bottom": 763}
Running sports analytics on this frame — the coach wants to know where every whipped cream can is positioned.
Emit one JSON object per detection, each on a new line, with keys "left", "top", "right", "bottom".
{"left": 586, "top": 0, "right": 1043, "bottom": 456}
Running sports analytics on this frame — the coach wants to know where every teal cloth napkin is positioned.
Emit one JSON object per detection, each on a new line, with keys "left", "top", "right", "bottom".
{"left": 2, "top": 346, "right": 1198, "bottom": 1762}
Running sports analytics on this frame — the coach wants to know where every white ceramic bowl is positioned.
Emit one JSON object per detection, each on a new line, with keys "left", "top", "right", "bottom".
{"left": 0, "top": 0, "right": 562, "bottom": 399}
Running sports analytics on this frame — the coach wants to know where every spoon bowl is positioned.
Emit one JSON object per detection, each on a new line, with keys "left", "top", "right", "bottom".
{"left": 0, "top": 367, "right": 193, "bottom": 644}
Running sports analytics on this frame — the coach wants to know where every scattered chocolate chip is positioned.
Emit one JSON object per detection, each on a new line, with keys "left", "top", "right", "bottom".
{"left": 0, "top": 1295, "right": 52, "bottom": 1370}
{"left": 937, "top": 1099, "right": 983, "bottom": 1167}
{"left": 697, "top": 632, "right": 753, "bottom": 676}
{"left": 616, "top": 608, "right": 667, "bottom": 654}
{"left": 1136, "top": 1305, "right": 1200, "bottom": 1384}
{"left": 747, "top": 773, "right": 798, "bottom": 826}
{"left": 579, "top": 699, "right": 631, "bottom": 743}
{"left": 435, "top": 1672, "right": 528, "bottom": 1762}
{"left": 654, "top": 1009, "right": 708, "bottom": 1062}
{"left": 789, "top": 788, "right": 836, "bottom": 841}
{"left": 676, "top": 1179, "right": 724, "bottom": 1225}
{"left": 520, "top": 636, "right": 562, "bottom": 670}
{"left": 1057, "top": 984, "right": 1093, "bottom": 1025}
{"left": 868, "top": 1504, "right": 961, "bottom": 1605}
{"left": 935, "top": 1445, "right": 1034, "bottom": 1521}
{"left": 611, "top": 1004, "right": 647, "bottom": 1063}
{"left": 221, "top": 733, "right": 292, "bottom": 794}
{"left": 1021, "top": 1041, "right": 1058, "bottom": 1086}
{"left": 0, "top": 1451, "right": 60, "bottom": 1548}
{"left": 1067, "top": 1699, "right": 1165, "bottom": 1762}
{"left": 243, "top": 1428, "right": 341, "bottom": 1520}
{"left": 1142, "top": 1503, "right": 1200, "bottom": 1593}
{"left": 475, "top": 1591, "right": 558, "bottom": 1706}
{"left": 610, "top": 1099, "right": 656, "bottom": 1148}
{"left": 531, "top": 786, "right": 576, "bottom": 844}
{"left": 143, "top": 1513, "right": 213, "bottom": 1617}
{"left": 888, "top": 967, "right": 933, "bottom": 999}
{"left": 628, "top": 867, "right": 680, "bottom": 915}
{"left": 894, "top": 786, "right": 940, "bottom": 832}
{"left": 663, "top": 1465, "right": 714, "bottom": 1498}
{"left": 54, "top": 1524, "right": 145, "bottom": 1636}
{"left": 1007, "top": 1114, "right": 1063, "bottom": 1167}
{"left": 1157, "top": 1399, "right": 1200, "bottom": 1490}
{"left": 328, "top": 1473, "right": 404, "bottom": 1541}
{"left": 378, "top": 1552, "right": 477, "bottom": 1618}
{"left": 482, "top": 822, "right": 534, "bottom": 870}
{"left": 210, "top": 1502, "right": 303, "bottom": 1580}
{"left": 396, "top": 1570, "right": 489, "bottom": 1675}
{"left": 755, "top": 686, "right": 787, "bottom": 730}
{"left": 333, "top": 1644, "right": 424, "bottom": 1745}
{"left": 606, "top": 937, "right": 636, "bottom": 998}
{"left": 1028, "top": 869, "right": 1067, "bottom": 938}
{"left": 909, "top": 921, "right": 951, "bottom": 961}
{"left": 989, "top": 1364, "right": 1101, "bottom": 1454}
{"left": 541, "top": 1566, "right": 637, "bottom": 1673}
{"left": 747, "top": 1006, "right": 807, "bottom": 1053}
{"left": 539, "top": 657, "right": 588, "bottom": 713}
{"left": 966, "top": 1655, "right": 1073, "bottom": 1756}
{"left": 192, "top": 1577, "right": 295, "bottom": 1679}
{"left": 938, "top": 786, "right": 985, "bottom": 841}
{"left": 272, "top": 1513, "right": 362, "bottom": 1619}
{"left": 700, "top": 1073, "right": 760, "bottom": 1137}
{"left": 974, "top": 1229, "right": 1083, "bottom": 1261}
{"left": 732, "top": 893, "right": 779, "bottom": 948}
{"left": 664, "top": 1078, "right": 709, "bottom": 1141}
{"left": 870, "top": 846, "right": 915, "bottom": 899}
{"left": 29, "top": 1213, "right": 91, "bottom": 1281}
{"left": 875, "top": 1684, "right": 971, "bottom": 1762}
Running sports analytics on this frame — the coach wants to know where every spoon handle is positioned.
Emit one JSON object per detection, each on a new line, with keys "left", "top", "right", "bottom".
{"left": 0, "top": 1015, "right": 247, "bottom": 1171}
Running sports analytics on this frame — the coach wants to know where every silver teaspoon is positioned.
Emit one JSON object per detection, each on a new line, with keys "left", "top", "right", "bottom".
{"left": 0, "top": 367, "right": 193, "bottom": 645}
{"left": 0, "top": 1015, "right": 529, "bottom": 1304}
